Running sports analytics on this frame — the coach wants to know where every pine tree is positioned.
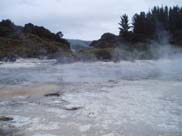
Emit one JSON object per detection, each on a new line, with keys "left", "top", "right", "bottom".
{"left": 119, "top": 14, "right": 130, "bottom": 37}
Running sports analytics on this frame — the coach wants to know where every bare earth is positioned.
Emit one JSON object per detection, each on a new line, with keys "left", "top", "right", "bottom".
{"left": 0, "top": 60, "right": 182, "bottom": 136}
{"left": 0, "top": 84, "right": 59, "bottom": 99}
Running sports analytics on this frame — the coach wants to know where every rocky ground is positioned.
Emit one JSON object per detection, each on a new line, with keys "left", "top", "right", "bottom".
{"left": 0, "top": 80, "right": 182, "bottom": 136}
{"left": 0, "top": 60, "right": 182, "bottom": 136}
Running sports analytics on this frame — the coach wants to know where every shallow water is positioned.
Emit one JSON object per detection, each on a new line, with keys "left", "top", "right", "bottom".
{"left": 0, "top": 59, "right": 182, "bottom": 136}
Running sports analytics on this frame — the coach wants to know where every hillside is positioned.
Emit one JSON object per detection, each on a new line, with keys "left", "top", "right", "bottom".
{"left": 0, "top": 20, "right": 72, "bottom": 61}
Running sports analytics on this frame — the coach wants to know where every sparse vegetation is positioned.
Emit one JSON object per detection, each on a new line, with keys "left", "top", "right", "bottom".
{"left": 90, "top": 6, "right": 182, "bottom": 60}
{"left": 0, "top": 6, "right": 182, "bottom": 62}
{"left": 0, "top": 20, "right": 72, "bottom": 61}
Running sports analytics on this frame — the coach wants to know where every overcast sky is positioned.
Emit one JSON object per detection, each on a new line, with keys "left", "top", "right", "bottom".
{"left": 0, "top": 0, "right": 181, "bottom": 40}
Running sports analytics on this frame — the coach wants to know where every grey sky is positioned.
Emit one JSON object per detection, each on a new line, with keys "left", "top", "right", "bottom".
{"left": 0, "top": 0, "right": 181, "bottom": 40}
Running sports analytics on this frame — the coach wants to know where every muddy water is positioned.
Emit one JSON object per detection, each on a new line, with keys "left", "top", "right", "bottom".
{"left": 0, "top": 59, "right": 182, "bottom": 136}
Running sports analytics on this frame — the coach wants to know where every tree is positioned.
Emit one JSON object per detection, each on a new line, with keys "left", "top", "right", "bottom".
{"left": 56, "top": 31, "right": 64, "bottom": 38}
{"left": 132, "top": 12, "right": 148, "bottom": 34}
{"left": 119, "top": 14, "right": 130, "bottom": 37}
{"left": 0, "top": 19, "right": 16, "bottom": 37}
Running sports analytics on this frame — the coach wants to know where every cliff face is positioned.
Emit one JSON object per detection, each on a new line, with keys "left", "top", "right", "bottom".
{"left": 0, "top": 20, "right": 72, "bottom": 61}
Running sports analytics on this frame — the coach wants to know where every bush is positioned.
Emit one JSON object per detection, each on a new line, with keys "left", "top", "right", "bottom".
{"left": 0, "top": 19, "right": 16, "bottom": 37}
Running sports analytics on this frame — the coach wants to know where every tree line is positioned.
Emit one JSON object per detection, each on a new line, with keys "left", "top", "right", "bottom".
{"left": 119, "top": 6, "right": 182, "bottom": 43}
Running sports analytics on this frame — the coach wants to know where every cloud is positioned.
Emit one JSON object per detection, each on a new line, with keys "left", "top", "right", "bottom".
{"left": 0, "top": 0, "right": 181, "bottom": 40}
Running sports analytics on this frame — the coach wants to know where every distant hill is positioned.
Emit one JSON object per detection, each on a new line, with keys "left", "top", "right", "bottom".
{"left": 67, "top": 39, "right": 92, "bottom": 52}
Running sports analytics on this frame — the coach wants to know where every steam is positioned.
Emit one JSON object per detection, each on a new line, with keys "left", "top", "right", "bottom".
{"left": 111, "top": 28, "right": 182, "bottom": 62}
{"left": 1, "top": 57, "right": 182, "bottom": 86}
{"left": 1, "top": 30, "right": 182, "bottom": 85}
{"left": 150, "top": 29, "right": 182, "bottom": 60}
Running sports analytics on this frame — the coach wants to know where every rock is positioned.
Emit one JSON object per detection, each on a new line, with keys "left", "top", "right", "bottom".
{"left": 44, "top": 93, "right": 60, "bottom": 97}
{"left": 64, "top": 105, "right": 83, "bottom": 111}
{"left": 0, "top": 116, "right": 13, "bottom": 121}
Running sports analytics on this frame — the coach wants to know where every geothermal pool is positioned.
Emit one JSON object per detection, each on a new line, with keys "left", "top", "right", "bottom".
{"left": 0, "top": 59, "right": 182, "bottom": 136}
